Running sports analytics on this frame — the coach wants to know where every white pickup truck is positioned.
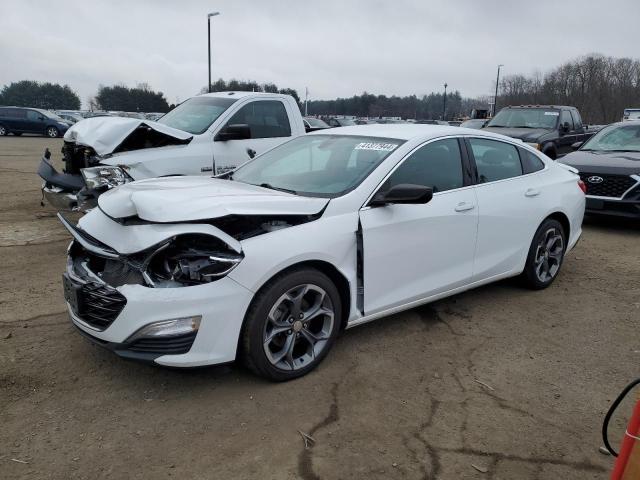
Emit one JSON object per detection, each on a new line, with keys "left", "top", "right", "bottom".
{"left": 37, "top": 91, "right": 306, "bottom": 210}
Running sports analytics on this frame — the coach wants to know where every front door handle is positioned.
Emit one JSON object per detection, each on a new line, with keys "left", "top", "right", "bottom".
{"left": 454, "top": 202, "right": 475, "bottom": 212}
{"left": 525, "top": 188, "right": 540, "bottom": 197}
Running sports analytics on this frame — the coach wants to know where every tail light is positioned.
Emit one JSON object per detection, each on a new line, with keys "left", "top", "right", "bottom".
{"left": 578, "top": 179, "right": 587, "bottom": 194}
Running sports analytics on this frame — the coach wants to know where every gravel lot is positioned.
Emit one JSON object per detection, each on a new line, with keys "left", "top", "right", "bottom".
{"left": 1, "top": 136, "right": 639, "bottom": 479}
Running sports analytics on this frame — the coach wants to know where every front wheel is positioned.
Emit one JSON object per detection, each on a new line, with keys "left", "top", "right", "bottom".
{"left": 241, "top": 267, "right": 341, "bottom": 381}
{"left": 46, "top": 126, "right": 59, "bottom": 138}
{"left": 521, "top": 219, "right": 566, "bottom": 289}
{"left": 0, "top": 125, "right": 7, "bottom": 136}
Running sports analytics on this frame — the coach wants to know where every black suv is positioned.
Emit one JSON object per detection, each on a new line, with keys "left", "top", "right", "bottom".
{"left": 0, "top": 107, "right": 71, "bottom": 137}
{"left": 483, "top": 105, "right": 599, "bottom": 159}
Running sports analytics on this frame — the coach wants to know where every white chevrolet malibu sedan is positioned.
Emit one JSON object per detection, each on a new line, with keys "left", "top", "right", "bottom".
{"left": 59, "top": 125, "right": 585, "bottom": 380}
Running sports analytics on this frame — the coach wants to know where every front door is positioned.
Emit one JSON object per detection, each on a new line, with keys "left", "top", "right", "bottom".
{"left": 213, "top": 100, "right": 294, "bottom": 174}
{"left": 360, "top": 137, "right": 478, "bottom": 315}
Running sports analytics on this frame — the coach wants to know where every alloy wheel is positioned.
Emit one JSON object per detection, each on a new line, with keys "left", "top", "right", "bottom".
{"left": 263, "top": 284, "right": 334, "bottom": 371}
{"left": 47, "top": 127, "right": 58, "bottom": 138}
{"left": 534, "top": 228, "right": 564, "bottom": 283}
{"left": 0, "top": 126, "right": 6, "bottom": 136}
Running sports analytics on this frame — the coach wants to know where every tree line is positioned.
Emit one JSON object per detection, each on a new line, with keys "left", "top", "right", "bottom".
{"left": 307, "top": 91, "right": 490, "bottom": 120}
{"left": 498, "top": 54, "right": 640, "bottom": 124}
{"left": 2, "top": 54, "right": 639, "bottom": 122}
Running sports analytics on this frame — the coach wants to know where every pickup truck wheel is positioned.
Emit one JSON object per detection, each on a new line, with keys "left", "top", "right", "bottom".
{"left": 542, "top": 147, "right": 556, "bottom": 160}
{"left": 46, "top": 126, "right": 59, "bottom": 138}
{"left": 0, "top": 125, "right": 7, "bottom": 136}
{"left": 521, "top": 219, "right": 566, "bottom": 290}
{"left": 241, "top": 267, "right": 341, "bottom": 381}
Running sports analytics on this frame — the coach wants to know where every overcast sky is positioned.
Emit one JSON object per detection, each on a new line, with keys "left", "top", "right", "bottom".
{"left": 1, "top": 0, "right": 639, "bottom": 107}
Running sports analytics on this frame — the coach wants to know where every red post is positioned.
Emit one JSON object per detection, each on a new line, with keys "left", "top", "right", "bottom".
{"left": 611, "top": 395, "right": 640, "bottom": 480}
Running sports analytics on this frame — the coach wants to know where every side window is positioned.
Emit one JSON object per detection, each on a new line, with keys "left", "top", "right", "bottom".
{"left": 518, "top": 147, "right": 545, "bottom": 174}
{"left": 560, "top": 110, "right": 574, "bottom": 130}
{"left": 225, "top": 100, "right": 291, "bottom": 139}
{"left": 26, "top": 110, "right": 41, "bottom": 121}
{"left": 570, "top": 110, "right": 582, "bottom": 130}
{"left": 469, "top": 138, "right": 523, "bottom": 183}
{"left": 382, "top": 138, "right": 463, "bottom": 193}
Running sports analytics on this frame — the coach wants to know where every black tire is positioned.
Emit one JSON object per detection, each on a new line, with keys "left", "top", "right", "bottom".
{"left": 521, "top": 218, "right": 566, "bottom": 290}
{"left": 241, "top": 267, "right": 342, "bottom": 381}
{"left": 542, "top": 146, "right": 556, "bottom": 160}
{"left": 46, "top": 126, "right": 59, "bottom": 138}
{"left": 0, "top": 124, "right": 7, "bottom": 136}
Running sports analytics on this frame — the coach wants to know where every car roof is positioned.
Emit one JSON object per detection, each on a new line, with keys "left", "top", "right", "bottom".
{"left": 503, "top": 105, "right": 575, "bottom": 110}
{"left": 308, "top": 123, "right": 511, "bottom": 141}
{"left": 198, "top": 91, "right": 290, "bottom": 100}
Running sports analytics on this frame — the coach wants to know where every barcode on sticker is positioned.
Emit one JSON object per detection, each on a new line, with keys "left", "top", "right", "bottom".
{"left": 354, "top": 143, "right": 398, "bottom": 152}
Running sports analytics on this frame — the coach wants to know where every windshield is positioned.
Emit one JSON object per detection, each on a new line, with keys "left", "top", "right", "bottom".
{"left": 488, "top": 109, "right": 559, "bottom": 129}
{"left": 305, "top": 118, "right": 329, "bottom": 128}
{"left": 581, "top": 123, "right": 640, "bottom": 152}
{"left": 232, "top": 135, "right": 404, "bottom": 198}
{"left": 37, "top": 109, "right": 66, "bottom": 122}
{"left": 157, "top": 96, "right": 237, "bottom": 134}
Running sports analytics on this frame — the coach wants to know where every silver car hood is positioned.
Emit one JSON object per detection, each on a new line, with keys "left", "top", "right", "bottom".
{"left": 64, "top": 116, "right": 192, "bottom": 156}
{"left": 98, "top": 176, "right": 329, "bottom": 223}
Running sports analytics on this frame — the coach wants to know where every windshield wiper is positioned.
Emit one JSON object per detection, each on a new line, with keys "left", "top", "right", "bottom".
{"left": 257, "top": 183, "right": 297, "bottom": 195}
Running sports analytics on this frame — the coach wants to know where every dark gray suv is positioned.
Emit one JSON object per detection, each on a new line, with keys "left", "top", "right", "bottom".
{"left": 0, "top": 107, "right": 71, "bottom": 137}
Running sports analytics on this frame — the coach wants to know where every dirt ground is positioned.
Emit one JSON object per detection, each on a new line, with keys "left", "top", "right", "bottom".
{"left": 1, "top": 136, "right": 639, "bottom": 480}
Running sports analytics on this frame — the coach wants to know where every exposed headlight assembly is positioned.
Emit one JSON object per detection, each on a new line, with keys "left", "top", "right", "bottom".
{"left": 81, "top": 166, "right": 132, "bottom": 190}
{"left": 525, "top": 142, "right": 541, "bottom": 150}
{"left": 146, "top": 234, "right": 243, "bottom": 286}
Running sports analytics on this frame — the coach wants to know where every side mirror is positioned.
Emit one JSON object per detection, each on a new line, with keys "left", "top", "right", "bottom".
{"left": 369, "top": 184, "right": 433, "bottom": 207}
{"left": 571, "top": 141, "right": 584, "bottom": 150}
{"left": 215, "top": 124, "right": 251, "bottom": 141}
{"left": 561, "top": 122, "right": 570, "bottom": 134}
{"left": 39, "top": 115, "right": 46, "bottom": 121}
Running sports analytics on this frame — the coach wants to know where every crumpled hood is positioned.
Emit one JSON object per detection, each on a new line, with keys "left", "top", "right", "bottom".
{"left": 98, "top": 176, "right": 329, "bottom": 222}
{"left": 560, "top": 150, "right": 640, "bottom": 175}
{"left": 64, "top": 116, "right": 193, "bottom": 156}
{"left": 482, "top": 127, "right": 551, "bottom": 142}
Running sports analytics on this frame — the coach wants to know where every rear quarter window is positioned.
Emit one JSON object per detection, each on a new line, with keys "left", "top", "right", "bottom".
{"left": 518, "top": 148, "right": 545, "bottom": 174}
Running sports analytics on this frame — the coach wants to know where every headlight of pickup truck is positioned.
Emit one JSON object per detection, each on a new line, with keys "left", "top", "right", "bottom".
{"left": 525, "top": 142, "right": 541, "bottom": 150}
{"left": 81, "top": 166, "right": 132, "bottom": 190}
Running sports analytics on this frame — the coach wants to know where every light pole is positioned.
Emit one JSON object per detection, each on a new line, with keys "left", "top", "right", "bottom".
{"left": 443, "top": 83, "right": 448, "bottom": 120}
{"left": 304, "top": 87, "right": 309, "bottom": 116}
{"left": 493, "top": 64, "right": 503, "bottom": 116}
{"left": 207, "top": 12, "right": 220, "bottom": 93}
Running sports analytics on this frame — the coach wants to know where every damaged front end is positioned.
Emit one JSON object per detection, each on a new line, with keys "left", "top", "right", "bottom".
{"left": 38, "top": 118, "right": 193, "bottom": 211}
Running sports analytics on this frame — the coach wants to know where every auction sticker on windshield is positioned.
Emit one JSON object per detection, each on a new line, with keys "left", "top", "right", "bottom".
{"left": 354, "top": 142, "right": 398, "bottom": 152}
{"left": 544, "top": 112, "right": 560, "bottom": 116}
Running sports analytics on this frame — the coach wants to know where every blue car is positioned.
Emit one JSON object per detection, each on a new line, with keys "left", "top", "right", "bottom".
{"left": 0, "top": 107, "right": 72, "bottom": 137}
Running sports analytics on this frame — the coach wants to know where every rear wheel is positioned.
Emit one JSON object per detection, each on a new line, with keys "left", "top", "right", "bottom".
{"left": 241, "top": 267, "right": 341, "bottom": 381}
{"left": 46, "top": 126, "right": 59, "bottom": 138}
{"left": 521, "top": 219, "right": 566, "bottom": 289}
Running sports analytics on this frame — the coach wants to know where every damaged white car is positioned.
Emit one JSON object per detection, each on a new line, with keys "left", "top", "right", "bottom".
{"left": 38, "top": 91, "right": 305, "bottom": 210}
{"left": 59, "top": 125, "right": 585, "bottom": 381}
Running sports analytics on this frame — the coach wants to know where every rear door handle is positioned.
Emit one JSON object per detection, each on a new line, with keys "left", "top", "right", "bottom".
{"left": 454, "top": 202, "right": 475, "bottom": 212}
{"left": 525, "top": 188, "right": 540, "bottom": 197}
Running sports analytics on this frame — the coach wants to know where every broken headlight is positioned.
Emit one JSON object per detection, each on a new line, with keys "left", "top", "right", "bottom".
{"left": 146, "top": 234, "right": 243, "bottom": 286}
{"left": 81, "top": 166, "right": 132, "bottom": 190}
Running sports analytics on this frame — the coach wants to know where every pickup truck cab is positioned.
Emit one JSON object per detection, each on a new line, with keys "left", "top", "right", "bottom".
{"left": 37, "top": 91, "right": 305, "bottom": 210}
{"left": 483, "top": 105, "right": 599, "bottom": 159}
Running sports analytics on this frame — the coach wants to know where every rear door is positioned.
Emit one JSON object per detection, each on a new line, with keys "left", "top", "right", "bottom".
{"left": 213, "top": 99, "right": 295, "bottom": 174}
{"left": 466, "top": 137, "right": 546, "bottom": 281}
{"left": 360, "top": 137, "right": 478, "bottom": 314}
